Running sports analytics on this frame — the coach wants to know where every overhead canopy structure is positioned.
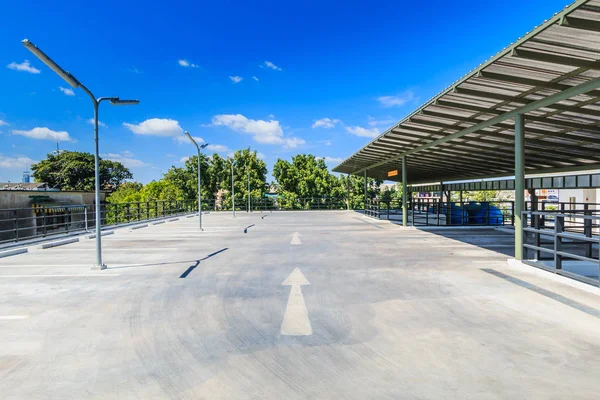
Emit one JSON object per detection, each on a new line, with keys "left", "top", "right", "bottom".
{"left": 333, "top": 0, "right": 600, "bottom": 184}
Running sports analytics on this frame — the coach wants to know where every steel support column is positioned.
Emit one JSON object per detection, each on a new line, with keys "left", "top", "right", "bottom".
{"left": 402, "top": 156, "right": 408, "bottom": 227}
{"left": 515, "top": 114, "right": 525, "bottom": 260}
{"left": 364, "top": 169, "right": 367, "bottom": 210}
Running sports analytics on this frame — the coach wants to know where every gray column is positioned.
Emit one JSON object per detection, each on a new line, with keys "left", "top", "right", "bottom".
{"left": 346, "top": 174, "right": 350, "bottom": 210}
{"left": 515, "top": 114, "right": 525, "bottom": 260}
{"left": 364, "top": 169, "right": 367, "bottom": 210}
{"left": 402, "top": 156, "right": 408, "bottom": 227}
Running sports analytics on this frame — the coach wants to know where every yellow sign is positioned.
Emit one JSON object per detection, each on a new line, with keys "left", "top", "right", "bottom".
{"left": 387, "top": 170, "right": 399, "bottom": 177}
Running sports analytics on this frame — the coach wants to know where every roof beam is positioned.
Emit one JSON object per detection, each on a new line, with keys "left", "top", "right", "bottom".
{"left": 511, "top": 48, "right": 600, "bottom": 69}
{"left": 350, "top": 75, "right": 600, "bottom": 174}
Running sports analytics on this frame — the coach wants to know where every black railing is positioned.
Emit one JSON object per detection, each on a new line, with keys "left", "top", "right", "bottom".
{"left": 0, "top": 200, "right": 196, "bottom": 245}
{"left": 522, "top": 210, "right": 600, "bottom": 287}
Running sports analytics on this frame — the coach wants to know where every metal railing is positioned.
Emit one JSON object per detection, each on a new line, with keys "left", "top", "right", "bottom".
{"left": 0, "top": 200, "right": 196, "bottom": 245}
{"left": 364, "top": 197, "right": 515, "bottom": 227}
{"left": 522, "top": 210, "right": 600, "bottom": 286}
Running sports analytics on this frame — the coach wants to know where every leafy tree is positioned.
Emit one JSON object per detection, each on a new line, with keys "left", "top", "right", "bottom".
{"left": 222, "top": 148, "right": 268, "bottom": 209}
{"left": 31, "top": 151, "right": 132, "bottom": 191}
{"left": 273, "top": 155, "right": 333, "bottom": 199}
{"left": 106, "top": 182, "right": 144, "bottom": 203}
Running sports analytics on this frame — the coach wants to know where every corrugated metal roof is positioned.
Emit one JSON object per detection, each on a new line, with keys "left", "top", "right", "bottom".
{"left": 333, "top": 0, "right": 600, "bottom": 184}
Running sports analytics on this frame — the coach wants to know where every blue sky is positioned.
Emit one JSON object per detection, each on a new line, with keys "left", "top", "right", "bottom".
{"left": 0, "top": 0, "right": 571, "bottom": 183}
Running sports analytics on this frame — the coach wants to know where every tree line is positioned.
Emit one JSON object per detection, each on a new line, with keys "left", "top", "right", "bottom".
{"left": 30, "top": 150, "right": 402, "bottom": 209}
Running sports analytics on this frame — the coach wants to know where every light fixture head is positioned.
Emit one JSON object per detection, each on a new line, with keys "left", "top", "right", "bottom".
{"left": 22, "top": 39, "right": 80, "bottom": 88}
{"left": 110, "top": 98, "right": 139, "bottom": 106}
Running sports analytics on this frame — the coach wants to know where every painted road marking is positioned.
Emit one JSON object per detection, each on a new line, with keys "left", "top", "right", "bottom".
{"left": 0, "top": 315, "right": 29, "bottom": 320}
{"left": 290, "top": 232, "right": 302, "bottom": 245}
{"left": 281, "top": 268, "right": 312, "bottom": 336}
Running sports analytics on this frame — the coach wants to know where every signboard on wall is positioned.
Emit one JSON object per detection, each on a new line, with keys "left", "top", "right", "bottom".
{"left": 387, "top": 170, "right": 399, "bottom": 177}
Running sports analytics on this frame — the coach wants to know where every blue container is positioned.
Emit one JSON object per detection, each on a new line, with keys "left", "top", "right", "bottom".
{"left": 474, "top": 204, "right": 504, "bottom": 225}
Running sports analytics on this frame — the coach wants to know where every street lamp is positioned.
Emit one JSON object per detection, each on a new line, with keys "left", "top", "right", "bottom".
{"left": 247, "top": 170, "right": 251, "bottom": 212}
{"left": 184, "top": 132, "right": 208, "bottom": 230}
{"left": 23, "top": 39, "right": 139, "bottom": 270}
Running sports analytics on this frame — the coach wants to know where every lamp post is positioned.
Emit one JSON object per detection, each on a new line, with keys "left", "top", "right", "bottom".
{"left": 185, "top": 132, "right": 208, "bottom": 230}
{"left": 23, "top": 39, "right": 138, "bottom": 270}
{"left": 247, "top": 170, "right": 251, "bottom": 212}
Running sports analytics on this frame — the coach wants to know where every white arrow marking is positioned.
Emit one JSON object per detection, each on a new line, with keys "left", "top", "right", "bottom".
{"left": 281, "top": 268, "right": 312, "bottom": 336}
{"left": 290, "top": 232, "right": 302, "bottom": 245}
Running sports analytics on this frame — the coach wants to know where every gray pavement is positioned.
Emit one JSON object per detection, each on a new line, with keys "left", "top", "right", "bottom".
{"left": 1, "top": 210, "right": 599, "bottom": 399}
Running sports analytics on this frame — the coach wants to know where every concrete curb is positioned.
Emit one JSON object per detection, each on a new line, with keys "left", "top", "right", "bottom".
{"left": 39, "top": 237, "right": 79, "bottom": 249}
{"left": 506, "top": 258, "right": 600, "bottom": 295}
{"left": 129, "top": 224, "right": 148, "bottom": 231}
{"left": 168, "top": 218, "right": 179, "bottom": 222}
{"left": 152, "top": 221, "right": 165, "bottom": 225}
{"left": 0, "top": 248, "right": 28, "bottom": 258}
{"left": 86, "top": 231, "right": 115, "bottom": 239}
{"left": 186, "top": 215, "right": 196, "bottom": 218}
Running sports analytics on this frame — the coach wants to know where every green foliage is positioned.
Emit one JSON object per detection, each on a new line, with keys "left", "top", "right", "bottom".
{"left": 462, "top": 190, "right": 499, "bottom": 202}
{"left": 31, "top": 151, "right": 132, "bottom": 191}
{"left": 221, "top": 148, "right": 268, "bottom": 207}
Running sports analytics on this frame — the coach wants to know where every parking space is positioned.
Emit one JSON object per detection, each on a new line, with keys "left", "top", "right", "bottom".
{"left": 1, "top": 210, "right": 599, "bottom": 399}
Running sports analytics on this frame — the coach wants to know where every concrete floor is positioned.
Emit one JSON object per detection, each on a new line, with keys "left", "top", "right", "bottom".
{"left": 0, "top": 211, "right": 599, "bottom": 399}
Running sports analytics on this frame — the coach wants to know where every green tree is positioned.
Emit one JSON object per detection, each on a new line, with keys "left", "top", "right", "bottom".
{"left": 222, "top": 148, "right": 268, "bottom": 209}
{"left": 106, "top": 182, "right": 144, "bottom": 203}
{"left": 31, "top": 151, "right": 132, "bottom": 191}
{"left": 273, "top": 155, "right": 333, "bottom": 199}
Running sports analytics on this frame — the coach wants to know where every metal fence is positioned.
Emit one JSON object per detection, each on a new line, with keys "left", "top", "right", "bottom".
{"left": 0, "top": 200, "right": 196, "bottom": 245}
{"left": 522, "top": 209, "right": 600, "bottom": 286}
{"left": 365, "top": 198, "right": 515, "bottom": 226}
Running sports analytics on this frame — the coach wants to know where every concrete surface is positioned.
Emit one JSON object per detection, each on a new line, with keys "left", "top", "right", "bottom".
{"left": 1, "top": 210, "right": 599, "bottom": 399}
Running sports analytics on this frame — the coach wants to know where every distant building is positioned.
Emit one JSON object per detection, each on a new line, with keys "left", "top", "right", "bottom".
{"left": 0, "top": 186, "right": 107, "bottom": 243}
{"left": 22, "top": 171, "right": 31, "bottom": 183}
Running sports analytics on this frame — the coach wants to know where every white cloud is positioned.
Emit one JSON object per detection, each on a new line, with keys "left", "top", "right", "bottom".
{"left": 180, "top": 156, "right": 190, "bottom": 163}
{"left": 101, "top": 151, "right": 148, "bottom": 168}
{"left": 87, "top": 118, "right": 106, "bottom": 127}
{"left": 178, "top": 59, "right": 198, "bottom": 68}
{"left": 377, "top": 91, "right": 415, "bottom": 108}
{"left": 129, "top": 66, "right": 142, "bottom": 74}
{"left": 368, "top": 115, "right": 396, "bottom": 127}
{"left": 212, "top": 114, "right": 304, "bottom": 148}
{"left": 257, "top": 152, "right": 265, "bottom": 160}
{"left": 206, "top": 144, "right": 229, "bottom": 152}
{"left": 59, "top": 86, "right": 75, "bottom": 96}
{"left": 12, "top": 127, "right": 73, "bottom": 141}
{"left": 323, "top": 156, "right": 343, "bottom": 163}
{"left": 345, "top": 126, "right": 380, "bottom": 138}
{"left": 261, "top": 61, "right": 282, "bottom": 71}
{"left": 175, "top": 135, "right": 204, "bottom": 144}
{"left": 0, "top": 155, "right": 36, "bottom": 169}
{"left": 123, "top": 118, "right": 183, "bottom": 136}
{"left": 312, "top": 118, "right": 341, "bottom": 129}
{"left": 267, "top": 114, "right": 276, "bottom": 119}
{"left": 229, "top": 76, "right": 243, "bottom": 84}
{"left": 7, "top": 60, "right": 40, "bottom": 74}
{"left": 0, "top": 120, "right": 9, "bottom": 127}
{"left": 252, "top": 76, "right": 259, "bottom": 81}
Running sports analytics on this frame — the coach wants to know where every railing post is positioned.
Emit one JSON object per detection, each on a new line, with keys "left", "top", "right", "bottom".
{"left": 137, "top": 202, "right": 141, "bottom": 221}
{"left": 584, "top": 204, "right": 592, "bottom": 258}
{"left": 42, "top": 208, "right": 47, "bottom": 237}
{"left": 146, "top": 202, "right": 150, "bottom": 220}
{"left": 534, "top": 211, "right": 541, "bottom": 260}
{"left": 85, "top": 207, "right": 88, "bottom": 231}
{"left": 14, "top": 209, "right": 18, "bottom": 241}
{"left": 555, "top": 215, "right": 564, "bottom": 271}
{"left": 65, "top": 209, "right": 70, "bottom": 234}
{"left": 511, "top": 201, "right": 515, "bottom": 226}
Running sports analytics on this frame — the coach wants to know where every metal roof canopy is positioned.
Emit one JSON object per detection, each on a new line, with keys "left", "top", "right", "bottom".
{"left": 333, "top": 0, "right": 600, "bottom": 185}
